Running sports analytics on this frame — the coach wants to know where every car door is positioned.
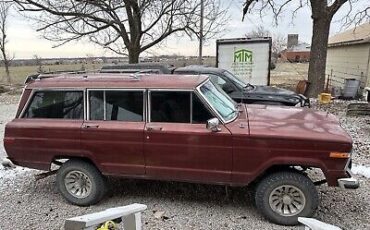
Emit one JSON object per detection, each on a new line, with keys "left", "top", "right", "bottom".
{"left": 81, "top": 89, "right": 145, "bottom": 176}
{"left": 144, "top": 90, "right": 233, "bottom": 183}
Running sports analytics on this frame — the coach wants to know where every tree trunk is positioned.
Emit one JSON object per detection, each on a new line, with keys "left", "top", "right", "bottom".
{"left": 306, "top": 16, "right": 331, "bottom": 98}
{"left": 198, "top": 0, "right": 204, "bottom": 65}
{"left": 128, "top": 48, "right": 140, "bottom": 64}
{"left": 1, "top": 47, "right": 10, "bottom": 84}
{"left": 4, "top": 60, "right": 10, "bottom": 84}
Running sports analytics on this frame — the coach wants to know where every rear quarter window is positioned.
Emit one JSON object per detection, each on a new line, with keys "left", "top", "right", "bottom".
{"left": 23, "top": 90, "right": 84, "bottom": 119}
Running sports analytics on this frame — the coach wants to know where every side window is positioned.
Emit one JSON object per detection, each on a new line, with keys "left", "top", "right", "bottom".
{"left": 24, "top": 91, "right": 83, "bottom": 119}
{"left": 89, "top": 91, "right": 104, "bottom": 120}
{"left": 208, "top": 74, "right": 226, "bottom": 87}
{"left": 151, "top": 91, "right": 190, "bottom": 123}
{"left": 192, "top": 93, "right": 214, "bottom": 124}
{"left": 89, "top": 90, "right": 143, "bottom": 121}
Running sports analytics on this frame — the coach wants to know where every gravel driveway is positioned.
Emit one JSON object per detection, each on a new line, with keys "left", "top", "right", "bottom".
{"left": 0, "top": 93, "right": 369, "bottom": 230}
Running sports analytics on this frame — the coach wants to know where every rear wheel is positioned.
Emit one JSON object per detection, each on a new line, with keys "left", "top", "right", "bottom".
{"left": 56, "top": 159, "right": 107, "bottom": 206}
{"left": 255, "top": 170, "right": 319, "bottom": 225}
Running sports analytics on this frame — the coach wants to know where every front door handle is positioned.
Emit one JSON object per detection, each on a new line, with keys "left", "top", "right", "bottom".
{"left": 146, "top": 126, "right": 163, "bottom": 131}
{"left": 83, "top": 124, "right": 99, "bottom": 129}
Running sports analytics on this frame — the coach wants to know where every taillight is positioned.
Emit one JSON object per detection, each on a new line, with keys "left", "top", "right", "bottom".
{"left": 3, "top": 137, "right": 15, "bottom": 145}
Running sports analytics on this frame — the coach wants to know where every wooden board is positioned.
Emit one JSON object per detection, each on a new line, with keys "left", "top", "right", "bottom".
{"left": 347, "top": 103, "right": 370, "bottom": 116}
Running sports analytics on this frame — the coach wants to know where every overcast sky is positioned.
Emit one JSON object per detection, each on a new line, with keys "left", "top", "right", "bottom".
{"left": 6, "top": 0, "right": 366, "bottom": 59}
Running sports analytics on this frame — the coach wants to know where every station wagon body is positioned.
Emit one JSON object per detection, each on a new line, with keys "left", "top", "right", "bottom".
{"left": 3, "top": 73, "right": 358, "bottom": 225}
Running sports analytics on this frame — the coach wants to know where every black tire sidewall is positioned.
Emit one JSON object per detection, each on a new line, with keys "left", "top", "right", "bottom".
{"left": 56, "top": 160, "right": 106, "bottom": 206}
{"left": 255, "top": 171, "right": 319, "bottom": 225}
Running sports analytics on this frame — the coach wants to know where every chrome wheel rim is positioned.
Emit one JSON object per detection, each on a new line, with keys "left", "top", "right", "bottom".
{"left": 269, "top": 185, "right": 306, "bottom": 216}
{"left": 64, "top": 170, "right": 92, "bottom": 199}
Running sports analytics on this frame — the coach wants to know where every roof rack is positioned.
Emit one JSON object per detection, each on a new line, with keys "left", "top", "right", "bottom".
{"left": 24, "top": 70, "right": 89, "bottom": 84}
{"left": 24, "top": 69, "right": 151, "bottom": 84}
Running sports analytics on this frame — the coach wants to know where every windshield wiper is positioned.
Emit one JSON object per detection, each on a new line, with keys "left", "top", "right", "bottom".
{"left": 243, "top": 83, "right": 255, "bottom": 91}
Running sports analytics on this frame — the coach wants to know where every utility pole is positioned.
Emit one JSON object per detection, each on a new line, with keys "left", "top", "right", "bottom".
{"left": 198, "top": 0, "right": 204, "bottom": 65}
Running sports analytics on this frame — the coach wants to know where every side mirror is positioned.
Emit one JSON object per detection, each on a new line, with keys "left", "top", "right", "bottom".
{"left": 206, "top": 118, "right": 221, "bottom": 132}
{"left": 222, "top": 83, "right": 235, "bottom": 93}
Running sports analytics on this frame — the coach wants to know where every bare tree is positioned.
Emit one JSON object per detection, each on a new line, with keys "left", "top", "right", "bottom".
{"left": 0, "top": 1, "right": 11, "bottom": 84}
{"left": 245, "top": 25, "right": 286, "bottom": 57}
{"left": 14, "top": 0, "right": 209, "bottom": 63}
{"left": 271, "top": 33, "right": 287, "bottom": 57}
{"left": 245, "top": 25, "right": 270, "bottom": 38}
{"left": 184, "top": 0, "right": 229, "bottom": 64}
{"left": 33, "top": 55, "right": 43, "bottom": 73}
{"left": 242, "top": 0, "right": 370, "bottom": 97}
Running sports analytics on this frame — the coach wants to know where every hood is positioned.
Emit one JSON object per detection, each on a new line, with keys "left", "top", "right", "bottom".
{"left": 241, "top": 85, "right": 305, "bottom": 105}
{"left": 244, "top": 104, "right": 352, "bottom": 145}
{"left": 250, "top": 85, "right": 296, "bottom": 96}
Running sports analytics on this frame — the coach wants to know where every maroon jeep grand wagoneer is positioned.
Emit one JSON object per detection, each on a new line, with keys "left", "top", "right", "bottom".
{"left": 3, "top": 73, "right": 358, "bottom": 225}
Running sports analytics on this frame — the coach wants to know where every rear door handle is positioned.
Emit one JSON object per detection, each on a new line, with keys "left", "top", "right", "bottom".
{"left": 83, "top": 124, "right": 99, "bottom": 129}
{"left": 146, "top": 126, "right": 163, "bottom": 131}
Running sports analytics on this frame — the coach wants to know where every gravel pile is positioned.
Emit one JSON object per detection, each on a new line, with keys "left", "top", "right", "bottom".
{"left": 312, "top": 99, "right": 370, "bottom": 166}
{"left": 0, "top": 94, "right": 369, "bottom": 229}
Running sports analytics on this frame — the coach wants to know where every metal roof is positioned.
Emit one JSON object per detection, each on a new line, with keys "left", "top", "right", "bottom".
{"left": 328, "top": 23, "right": 370, "bottom": 47}
{"left": 101, "top": 63, "right": 173, "bottom": 74}
{"left": 285, "top": 43, "right": 311, "bottom": 52}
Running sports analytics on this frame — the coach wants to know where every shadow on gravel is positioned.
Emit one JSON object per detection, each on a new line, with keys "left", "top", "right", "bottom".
{"left": 105, "top": 177, "right": 255, "bottom": 208}
{"left": 28, "top": 174, "right": 256, "bottom": 209}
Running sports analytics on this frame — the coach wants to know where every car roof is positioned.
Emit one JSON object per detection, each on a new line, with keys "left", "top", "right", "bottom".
{"left": 25, "top": 73, "right": 208, "bottom": 90}
{"left": 101, "top": 63, "right": 173, "bottom": 74}
{"left": 174, "top": 65, "right": 226, "bottom": 74}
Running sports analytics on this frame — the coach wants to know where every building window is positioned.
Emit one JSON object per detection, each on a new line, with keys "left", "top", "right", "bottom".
{"left": 24, "top": 91, "right": 83, "bottom": 119}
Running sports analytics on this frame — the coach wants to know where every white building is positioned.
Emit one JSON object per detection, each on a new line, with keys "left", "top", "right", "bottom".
{"left": 326, "top": 23, "right": 370, "bottom": 94}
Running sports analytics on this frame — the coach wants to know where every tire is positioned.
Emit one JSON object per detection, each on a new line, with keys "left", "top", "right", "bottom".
{"left": 56, "top": 159, "right": 107, "bottom": 206}
{"left": 255, "top": 170, "right": 319, "bottom": 225}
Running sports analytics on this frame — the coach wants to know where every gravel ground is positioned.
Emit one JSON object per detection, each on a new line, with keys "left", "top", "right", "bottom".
{"left": 0, "top": 93, "right": 369, "bottom": 230}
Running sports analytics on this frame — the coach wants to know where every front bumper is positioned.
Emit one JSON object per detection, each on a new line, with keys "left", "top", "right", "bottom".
{"left": 298, "top": 94, "right": 310, "bottom": 107}
{"left": 337, "top": 168, "right": 359, "bottom": 189}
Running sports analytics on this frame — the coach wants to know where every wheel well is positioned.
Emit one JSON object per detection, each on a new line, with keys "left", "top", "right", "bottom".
{"left": 250, "top": 165, "right": 321, "bottom": 187}
{"left": 51, "top": 156, "right": 98, "bottom": 171}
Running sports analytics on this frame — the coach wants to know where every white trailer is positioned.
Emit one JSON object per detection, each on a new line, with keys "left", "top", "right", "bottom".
{"left": 216, "top": 38, "right": 272, "bottom": 86}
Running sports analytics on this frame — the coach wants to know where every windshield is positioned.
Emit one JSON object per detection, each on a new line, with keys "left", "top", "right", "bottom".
{"left": 223, "top": 70, "right": 248, "bottom": 88}
{"left": 199, "top": 80, "right": 237, "bottom": 122}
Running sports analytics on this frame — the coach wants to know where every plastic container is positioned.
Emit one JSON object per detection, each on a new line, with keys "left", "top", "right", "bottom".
{"left": 318, "top": 93, "right": 332, "bottom": 104}
{"left": 343, "top": 79, "right": 360, "bottom": 99}
{"left": 331, "top": 87, "right": 342, "bottom": 98}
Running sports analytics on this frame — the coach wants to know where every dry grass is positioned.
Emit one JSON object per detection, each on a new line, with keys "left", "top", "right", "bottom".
{"left": 0, "top": 63, "right": 103, "bottom": 86}
{"left": 0, "top": 57, "right": 217, "bottom": 86}
{"left": 0, "top": 60, "right": 306, "bottom": 90}
{"left": 270, "top": 62, "right": 309, "bottom": 91}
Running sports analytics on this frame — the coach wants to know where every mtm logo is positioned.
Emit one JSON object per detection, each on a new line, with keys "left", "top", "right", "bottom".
{"left": 234, "top": 49, "right": 253, "bottom": 64}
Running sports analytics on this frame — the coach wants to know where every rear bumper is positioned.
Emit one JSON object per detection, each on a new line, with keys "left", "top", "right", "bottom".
{"left": 1, "top": 157, "right": 16, "bottom": 168}
{"left": 337, "top": 168, "right": 359, "bottom": 189}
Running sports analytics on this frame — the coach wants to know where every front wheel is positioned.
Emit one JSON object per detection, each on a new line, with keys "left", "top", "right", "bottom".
{"left": 56, "top": 159, "right": 107, "bottom": 206}
{"left": 255, "top": 170, "right": 319, "bottom": 225}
